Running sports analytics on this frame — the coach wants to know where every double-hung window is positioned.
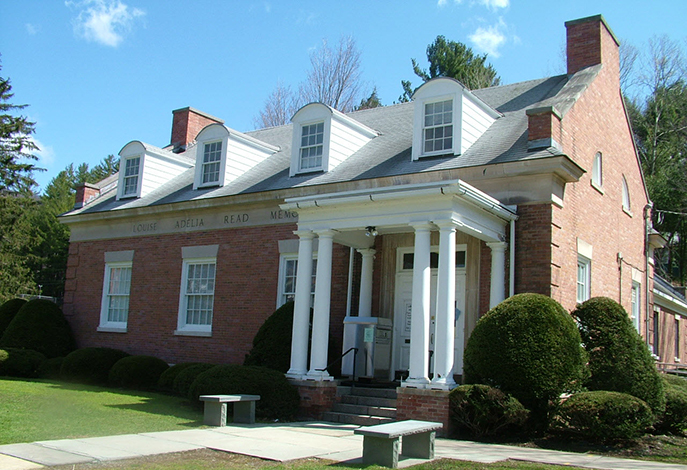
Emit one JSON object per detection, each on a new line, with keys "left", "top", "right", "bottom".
{"left": 591, "top": 152, "right": 603, "bottom": 189}
{"left": 631, "top": 282, "right": 641, "bottom": 333}
{"left": 122, "top": 157, "right": 141, "bottom": 197}
{"left": 279, "top": 255, "right": 317, "bottom": 307}
{"left": 99, "top": 256, "right": 133, "bottom": 332}
{"left": 202, "top": 141, "right": 222, "bottom": 185}
{"left": 299, "top": 122, "right": 324, "bottom": 171}
{"left": 577, "top": 256, "right": 591, "bottom": 303}
{"left": 423, "top": 99, "right": 453, "bottom": 154}
{"left": 178, "top": 258, "right": 216, "bottom": 334}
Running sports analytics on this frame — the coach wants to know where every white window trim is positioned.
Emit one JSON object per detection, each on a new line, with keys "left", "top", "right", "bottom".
{"left": 412, "top": 93, "right": 461, "bottom": 160}
{"left": 118, "top": 155, "right": 143, "bottom": 199}
{"left": 292, "top": 119, "right": 330, "bottom": 175}
{"left": 277, "top": 253, "right": 318, "bottom": 309}
{"left": 98, "top": 261, "right": 132, "bottom": 333}
{"left": 631, "top": 281, "right": 641, "bottom": 333}
{"left": 591, "top": 152, "right": 603, "bottom": 193}
{"left": 199, "top": 140, "right": 224, "bottom": 187}
{"left": 193, "top": 125, "right": 230, "bottom": 190}
{"left": 577, "top": 255, "right": 591, "bottom": 304}
{"left": 421, "top": 98, "right": 455, "bottom": 157}
{"left": 175, "top": 256, "right": 217, "bottom": 337}
{"left": 622, "top": 175, "right": 632, "bottom": 216}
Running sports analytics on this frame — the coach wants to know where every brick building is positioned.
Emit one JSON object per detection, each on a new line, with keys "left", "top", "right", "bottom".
{"left": 61, "top": 15, "right": 686, "bottom": 423}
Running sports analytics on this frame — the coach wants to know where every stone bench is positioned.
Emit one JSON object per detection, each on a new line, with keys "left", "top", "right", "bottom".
{"left": 199, "top": 394, "right": 260, "bottom": 426}
{"left": 354, "top": 419, "right": 443, "bottom": 468}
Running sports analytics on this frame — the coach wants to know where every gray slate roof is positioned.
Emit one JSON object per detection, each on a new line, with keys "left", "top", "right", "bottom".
{"left": 69, "top": 69, "right": 596, "bottom": 216}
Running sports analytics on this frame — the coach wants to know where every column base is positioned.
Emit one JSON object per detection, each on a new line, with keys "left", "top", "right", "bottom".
{"left": 429, "top": 377, "right": 456, "bottom": 390}
{"left": 401, "top": 377, "right": 431, "bottom": 389}
{"left": 305, "top": 369, "right": 334, "bottom": 381}
{"left": 286, "top": 369, "right": 307, "bottom": 380}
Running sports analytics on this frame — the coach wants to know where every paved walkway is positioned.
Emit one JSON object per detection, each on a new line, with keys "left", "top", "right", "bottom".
{"left": 0, "top": 422, "right": 685, "bottom": 470}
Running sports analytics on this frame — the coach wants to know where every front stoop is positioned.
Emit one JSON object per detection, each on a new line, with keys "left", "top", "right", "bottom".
{"left": 323, "top": 386, "right": 398, "bottom": 426}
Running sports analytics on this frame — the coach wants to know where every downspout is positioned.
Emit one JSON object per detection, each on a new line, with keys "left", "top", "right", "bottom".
{"left": 509, "top": 218, "right": 516, "bottom": 297}
{"left": 644, "top": 203, "right": 653, "bottom": 348}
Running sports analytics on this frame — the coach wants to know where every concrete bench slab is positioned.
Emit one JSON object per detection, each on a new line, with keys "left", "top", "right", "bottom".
{"left": 199, "top": 395, "right": 260, "bottom": 426}
{"left": 354, "top": 419, "right": 442, "bottom": 468}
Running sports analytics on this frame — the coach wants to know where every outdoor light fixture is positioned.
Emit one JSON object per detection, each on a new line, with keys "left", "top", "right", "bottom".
{"left": 365, "top": 226, "right": 378, "bottom": 237}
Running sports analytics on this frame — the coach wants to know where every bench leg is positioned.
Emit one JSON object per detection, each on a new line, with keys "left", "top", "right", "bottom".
{"left": 402, "top": 431, "right": 435, "bottom": 459}
{"left": 233, "top": 401, "right": 256, "bottom": 424}
{"left": 203, "top": 402, "right": 227, "bottom": 427}
{"left": 362, "top": 436, "right": 400, "bottom": 469}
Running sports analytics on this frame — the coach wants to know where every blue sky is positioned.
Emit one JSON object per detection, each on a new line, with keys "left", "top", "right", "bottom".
{"left": 1, "top": 0, "right": 685, "bottom": 192}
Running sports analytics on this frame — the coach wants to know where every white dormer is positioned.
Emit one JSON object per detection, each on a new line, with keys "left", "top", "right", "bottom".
{"left": 193, "top": 123, "right": 279, "bottom": 190}
{"left": 290, "top": 103, "right": 378, "bottom": 177}
{"left": 116, "top": 141, "right": 194, "bottom": 200}
{"left": 412, "top": 78, "right": 501, "bottom": 161}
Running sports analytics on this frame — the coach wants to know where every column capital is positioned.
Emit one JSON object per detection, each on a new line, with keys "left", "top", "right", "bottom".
{"left": 487, "top": 241, "right": 508, "bottom": 252}
{"left": 356, "top": 248, "right": 377, "bottom": 256}
{"left": 294, "top": 230, "right": 315, "bottom": 240}
{"left": 434, "top": 219, "right": 458, "bottom": 231}
{"left": 409, "top": 221, "right": 433, "bottom": 232}
{"left": 314, "top": 229, "right": 337, "bottom": 239}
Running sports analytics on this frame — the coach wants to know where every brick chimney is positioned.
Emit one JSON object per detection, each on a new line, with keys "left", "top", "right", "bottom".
{"left": 170, "top": 107, "right": 224, "bottom": 152}
{"left": 565, "top": 14, "right": 620, "bottom": 76}
{"left": 74, "top": 183, "right": 100, "bottom": 209}
{"left": 526, "top": 106, "right": 562, "bottom": 150}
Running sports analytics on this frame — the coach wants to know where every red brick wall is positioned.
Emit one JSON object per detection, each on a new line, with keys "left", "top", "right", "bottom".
{"left": 514, "top": 204, "right": 553, "bottom": 297}
{"left": 63, "top": 223, "right": 350, "bottom": 366}
{"left": 396, "top": 388, "right": 451, "bottom": 436}
{"left": 292, "top": 380, "right": 338, "bottom": 420}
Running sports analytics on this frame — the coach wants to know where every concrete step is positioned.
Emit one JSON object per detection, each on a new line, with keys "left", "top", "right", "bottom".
{"left": 322, "top": 411, "right": 394, "bottom": 426}
{"left": 339, "top": 386, "right": 398, "bottom": 399}
{"left": 340, "top": 395, "right": 397, "bottom": 408}
{"left": 332, "top": 403, "right": 397, "bottom": 418}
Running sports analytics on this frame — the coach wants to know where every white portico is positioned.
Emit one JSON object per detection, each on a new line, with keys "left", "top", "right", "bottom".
{"left": 282, "top": 179, "right": 517, "bottom": 389}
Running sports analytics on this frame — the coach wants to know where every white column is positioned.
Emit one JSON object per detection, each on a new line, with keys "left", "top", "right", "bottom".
{"left": 357, "top": 248, "right": 376, "bottom": 317}
{"left": 432, "top": 221, "right": 457, "bottom": 389}
{"left": 307, "top": 230, "right": 335, "bottom": 381}
{"left": 487, "top": 241, "right": 508, "bottom": 309}
{"left": 286, "top": 231, "right": 314, "bottom": 379}
{"left": 404, "top": 222, "right": 433, "bottom": 387}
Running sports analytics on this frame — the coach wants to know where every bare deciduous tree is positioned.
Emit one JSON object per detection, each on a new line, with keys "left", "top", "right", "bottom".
{"left": 254, "top": 36, "right": 367, "bottom": 128}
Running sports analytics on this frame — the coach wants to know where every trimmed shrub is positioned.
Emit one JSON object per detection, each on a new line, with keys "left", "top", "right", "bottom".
{"left": 172, "top": 363, "right": 216, "bottom": 397}
{"left": 37, "top": 356, "right": 65, "bottom": 380}
{"left": 449, "top": 384, "right": 528, "bottom": 439}
{"left": 464, "top": 293, "right": 587, "bottom": 425}
{"left": 663, "top": 373, "right": 687, "bottom": 393}
{"left": 656, "top": 384, "right": 687, "bottom": 435}
{"left": 61, "top": 347, "right": 130, "bottom": 384}
{"left": 0, "top": 299, "right": 76, "bottom": 359}
{"left": 573, "top": 297, "right": 665, "bottom": 414}
{"left": 109, "top": 355, "right": 169, "bottom": 390}
{"left": 556, "top": 391, "right": 654, "bottom": 441}
{"left": 244, "top": 301, "right": 294, "bottom": 373}
{"left": 0, "top": 348, "right": 46, "bottom": 378}
{"left": 189, "top": 364, "right": 300, "bottom": 420}
{"left": 0, "top": 299, "right": 26, "bottom": 338}
{"left": 158, "top": 363, "right": 203, "bottom": 391}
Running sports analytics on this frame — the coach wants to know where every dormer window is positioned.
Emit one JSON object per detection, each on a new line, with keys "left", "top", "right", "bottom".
{"left": 424, "top": 99, "right": 453, "bottom": 154}
{"left": 122, "top": 156, "right": 141, "bottom": 197}
{"left": 300, "top": 122, "right": 324, "bottom": 171}
{"left": 202, "top": 141, "right": 222, "bottom": 185}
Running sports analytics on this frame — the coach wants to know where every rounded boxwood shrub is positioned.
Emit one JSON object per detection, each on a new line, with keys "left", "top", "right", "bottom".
{"left": 0, "top": 299, "right": 76, "bottom": 359}
{"left": 61, "top": 347, "right": 130, "bottom": 384}
{"left": 0, "top": 348, "right": 46, "bottom": 378}
{"left": 464, "top": 293, "right": 587, "bottom": 424}
{"left": 663, "top": 373, "right": 687, "bottom": 393}
{"left": 244, "top": 301, "right": 293, "bottom": 373}
{"left": 109, "top": 355, "right": 169, "bottom": 390}
{"left": 656, "top": 385, "right": 687, "bottom": 435}
{"left": 573, "top": 297, "right": 665, "bottom": 414}
{"left": 158, "top": 362, "right": 203, "bottom": 391}
{"left": 189, "top": 364, "right": 300, "bottom": 420}
{"left": 37, "top": 356, "right": 65, "bottom": 380}
{"left": 0, "top": 298, "right": 26, "bottom": 338}
{"left": 173, "top": 363, "right": 216, "bottom": 397}
{"left": 449, "top": 384, "right": 528, "bottom": 439}
{"left": 556, "top": 391, "right": 654, "bottom": 441}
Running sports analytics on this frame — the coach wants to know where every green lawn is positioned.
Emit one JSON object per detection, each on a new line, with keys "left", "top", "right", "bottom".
{"left": 0, "top": 377, "right": 203, "bottom": 444}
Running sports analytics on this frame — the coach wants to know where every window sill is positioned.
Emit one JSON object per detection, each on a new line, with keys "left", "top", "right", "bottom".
{"left": 174, "top": 329, "right": 212, "bottom": 337}
{"left": 623, "top": 206, "right": 633, "bottom": 217}
{"left": 97, "top": 326, "right": 127, "bottom": 333}
{"left": 591, "top": 181, "right": 604, "bottom": 195}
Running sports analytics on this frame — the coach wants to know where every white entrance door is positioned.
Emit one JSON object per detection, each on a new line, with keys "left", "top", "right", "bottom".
{"left": 392, "top": 247, "right": 467, "bottom": 378}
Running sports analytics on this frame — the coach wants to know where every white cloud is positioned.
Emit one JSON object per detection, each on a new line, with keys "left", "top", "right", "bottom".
{"left": 29, "top": 137, "right": 56, "bottom": 167}
{"left": 66, "top": 0, "right": 145, "bottom": 47}
{"left": 478, "top": 0, "right": 509, "bottom": 10}
{"left": 437, "top": 0, "right": 449, "bottom": 7}
{"left": 25, "top": 23, "right": 39, "bottom": 35}
{"left": 469, "top": 22, "right": 507, "bottom": 57}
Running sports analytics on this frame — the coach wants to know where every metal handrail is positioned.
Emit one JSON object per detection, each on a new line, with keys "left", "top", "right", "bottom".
{"left": 316, "top": 347, "right": 358, "bottom": 378}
